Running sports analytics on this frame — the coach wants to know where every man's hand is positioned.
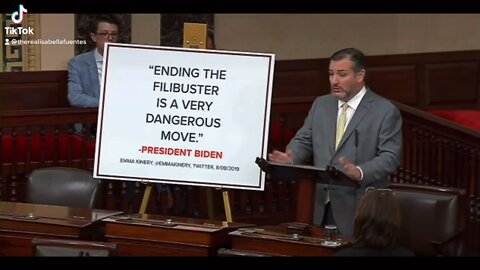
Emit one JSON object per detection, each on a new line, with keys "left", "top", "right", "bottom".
{"left": 339, "top": 157, "right": 362, "bottom": 181}
{"left": 268, "top": 150, "right": 293, "bottom": 164}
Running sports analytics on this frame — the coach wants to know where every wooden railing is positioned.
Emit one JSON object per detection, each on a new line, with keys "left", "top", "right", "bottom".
{"left": 0, "top": 108, "right": 97, "bottom": 202}
{"left": 0, "top": 107, "right": 297, "bottom": 225}
{"left": 390, "top": 101, "right": 480, "bottom": 255}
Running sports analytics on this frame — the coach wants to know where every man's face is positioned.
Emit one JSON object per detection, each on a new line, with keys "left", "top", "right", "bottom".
{"left": 329, "top": 58, "right": 365, "bottom": 102}
{"left": 90, "top": 22, "right": 119, "bottom": 55}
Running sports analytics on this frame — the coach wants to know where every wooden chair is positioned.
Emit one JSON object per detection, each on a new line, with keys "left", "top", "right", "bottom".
{"left": 32, "top": 238, "right": 117, "bottom": 256}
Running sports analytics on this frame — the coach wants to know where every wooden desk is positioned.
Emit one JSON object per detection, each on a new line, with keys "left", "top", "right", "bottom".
{"left": 221, "top": 223, "right": 349, "bottom": 256}
{"left": 0, "top": 201, "right": 122, "bottom": 256}
{"left": 105, "top": 214, "right": 252, "bottom": 256}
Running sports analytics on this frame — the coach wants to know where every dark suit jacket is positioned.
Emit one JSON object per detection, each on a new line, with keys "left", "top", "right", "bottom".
{"left": 286, "top": 89, "right": 402, "bottom": 236}
{"left": 67, "top": 49, "right": 101, "bottom": 108}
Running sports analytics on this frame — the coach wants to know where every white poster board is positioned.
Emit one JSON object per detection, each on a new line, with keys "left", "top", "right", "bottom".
{"left": 93, "top": 43, "right": 274, "bottom": 191}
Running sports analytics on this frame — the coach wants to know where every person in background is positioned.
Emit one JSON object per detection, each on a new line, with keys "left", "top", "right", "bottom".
{"left": 68, "top": 14, "right": 172, "bottom": 212}
{"left": 268, "top": 48, "right": 402, "bottom": 237}
{"left": 68, "top": 14, "right": 119, "bottom": 108}
{"left": 333, "top": 187, "right": 414, "bottom": 256}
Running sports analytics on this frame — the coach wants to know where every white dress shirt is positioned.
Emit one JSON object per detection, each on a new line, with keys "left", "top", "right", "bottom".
{"left": 336, "top": 86, "right": 366, "bottom": 132}
{"left": 94, "top": 48, "right": 103, "bottom": 84}
{"left": 336, "top": 86, "right": 367, "bottom": 180}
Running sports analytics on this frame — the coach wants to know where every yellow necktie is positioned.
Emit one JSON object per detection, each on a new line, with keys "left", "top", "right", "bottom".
{"left": 335, "top": 103, "right": 349, "bottom": 150}
{"left": 326, "top": 104, "right": 349, "bottom": 205}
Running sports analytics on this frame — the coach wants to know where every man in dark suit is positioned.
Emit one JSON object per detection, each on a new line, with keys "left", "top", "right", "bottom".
{"left": 268, "top": 48, "right": 402, "bottom": 237}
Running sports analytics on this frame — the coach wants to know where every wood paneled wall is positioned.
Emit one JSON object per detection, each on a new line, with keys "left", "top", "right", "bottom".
{"left": 0, "top": 71, "right": 69, "bottom": 110}
{"left": 273, "top": 50, "right": 480, "bottom": 122}
{"left": 367, "top": 51, "right": 480, "bottom": 110}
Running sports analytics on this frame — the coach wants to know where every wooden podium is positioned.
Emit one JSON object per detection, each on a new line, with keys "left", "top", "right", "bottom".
{"left": 215, "top": 160, "right": 358, "bottom": 257}
{"left": 256, "top": 157, "right": 358, "bottom": 223}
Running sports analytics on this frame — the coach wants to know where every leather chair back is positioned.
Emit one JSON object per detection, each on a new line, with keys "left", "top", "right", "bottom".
{"left": 390, "top": 183, "right": 465, "bottom": 256}
{"left": 26, "top": 167, "right": 102, "bottom": 209}
{"left": 32, "top": 238, "right": 117, "bottom": 256}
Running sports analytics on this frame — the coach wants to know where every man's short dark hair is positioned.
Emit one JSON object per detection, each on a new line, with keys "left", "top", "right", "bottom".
{"left": 330, "top": 48, "right": 366, "bottom": 73}
{"left": 90, "top": 14, "right": 120, "bottom": 33}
